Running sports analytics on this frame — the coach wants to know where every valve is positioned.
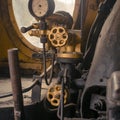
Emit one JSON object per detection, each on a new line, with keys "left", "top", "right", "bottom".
{"left": 48, "top": 26, "right": 68, "bottom": 47}
{"left": 47, "top": 84, "right": 68, "bottom": 107}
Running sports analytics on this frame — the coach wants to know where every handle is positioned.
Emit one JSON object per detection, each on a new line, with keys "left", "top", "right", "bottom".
{"left": 21, "top": 25, "right": 34, "bottom": 33}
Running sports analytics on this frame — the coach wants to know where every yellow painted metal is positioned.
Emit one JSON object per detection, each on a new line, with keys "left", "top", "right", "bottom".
{"left": 73, "top": 0, "right": 104, "bottom": 52}
{"left": 80, "top": 0, "right": 104, "bottom": 52}
{"left": 0, "top": 0, "right": 49, "bottom": 73}
{"left": 0, "top": 0, "right": 104, "bottom": 74}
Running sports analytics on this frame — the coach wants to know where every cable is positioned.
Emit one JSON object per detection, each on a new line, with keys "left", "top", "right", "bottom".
{"left": 0, "top": 61, "right": 57, "bottom": 99}
{"left": 42, "top": 42, "right": 55, "bottom": 85}
{"left": 82, "top": 0, "right": 116, "bottom": 69}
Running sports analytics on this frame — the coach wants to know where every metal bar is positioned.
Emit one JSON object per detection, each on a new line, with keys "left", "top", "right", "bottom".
{"left": 61, "top": 77, "right": 64, "bottom": 120}
{"left": 32, "top": 75, "right": 42, "bottom": 102}
{"left": 60, "top": 68, "right": 67, "bottom": 120}
{"left": 0, "top": 61, "right": 57, "bottom": 99}
{"left": 8, "top": 48, "right": 25, "bottom": 120}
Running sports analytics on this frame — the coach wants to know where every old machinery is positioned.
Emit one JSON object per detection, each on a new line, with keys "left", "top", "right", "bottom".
{"left": 1, "top": 0, "right": 120, "bottom": 120}
{"left": 21, "top": 0, "right": 117, "bottom": 119}
{"left": 21, "top": 0, "right": 82, "bottom": 119}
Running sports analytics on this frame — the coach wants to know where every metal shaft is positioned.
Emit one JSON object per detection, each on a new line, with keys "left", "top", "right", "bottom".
{"left": 61, "top": 77, "right": 64, "bottom": 120}
{"left": 8, "top": 48, "right": 25, "bottom": 120}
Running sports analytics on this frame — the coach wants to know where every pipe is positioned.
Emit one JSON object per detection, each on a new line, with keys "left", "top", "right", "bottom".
{"left": 8, "top": 48, "right": 25, "bottom": 120}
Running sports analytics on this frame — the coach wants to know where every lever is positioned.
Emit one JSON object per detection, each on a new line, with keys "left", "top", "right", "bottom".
{"left": 21, "top": 25, "right": 34, "bottom": 33}
{"left": 21, "top": 23, "right": 39, "bottom": 33}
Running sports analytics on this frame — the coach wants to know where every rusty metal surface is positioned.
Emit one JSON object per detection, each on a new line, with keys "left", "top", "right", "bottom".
{"left": 81, "top": 0, "right": 120, "bottom": 118}
{"left": 81, "top": 0, "right": 104, "bottom": 52}
{"left": 0, "top": 0, "right": 102, "bottom": 74}
{"left": 84, "top": 0, "right": 120, "bottom": 88}
{"left": 0, "top": 0, "right": 51, "bottom": 74}
{"left": 8, "top": 48, "right": 25, "bottom": 120}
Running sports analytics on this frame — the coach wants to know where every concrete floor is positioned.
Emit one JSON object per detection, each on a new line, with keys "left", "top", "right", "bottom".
{"left": 0, "top": 77, "right": 56, "bottom": 108}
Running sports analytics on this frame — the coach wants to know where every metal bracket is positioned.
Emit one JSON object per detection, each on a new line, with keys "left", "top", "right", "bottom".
{"left": 31, "top": 75, "right": 42, "bottom": 103}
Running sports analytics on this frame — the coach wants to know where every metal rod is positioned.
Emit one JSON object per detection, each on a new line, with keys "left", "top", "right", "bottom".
{"left": 61, "top": 77, "right": 64, "bottom": 120}
{"left": 0, "top": 61, "right": 57, "bottom": 99}
{"left": 8, "top": 48, "right": 25, "bottom": 120}
{"left": 60, "top": 68, "right": 67, "bottom": 120}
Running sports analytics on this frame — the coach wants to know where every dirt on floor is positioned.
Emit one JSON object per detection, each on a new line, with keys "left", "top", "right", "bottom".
{"left": 0, "top": 77, "right": 57, "bottom": 108}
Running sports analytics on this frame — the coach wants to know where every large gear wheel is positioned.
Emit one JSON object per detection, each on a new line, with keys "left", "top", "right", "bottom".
{"left": 48, "top": 26, "right": 68, "bottom": 47}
